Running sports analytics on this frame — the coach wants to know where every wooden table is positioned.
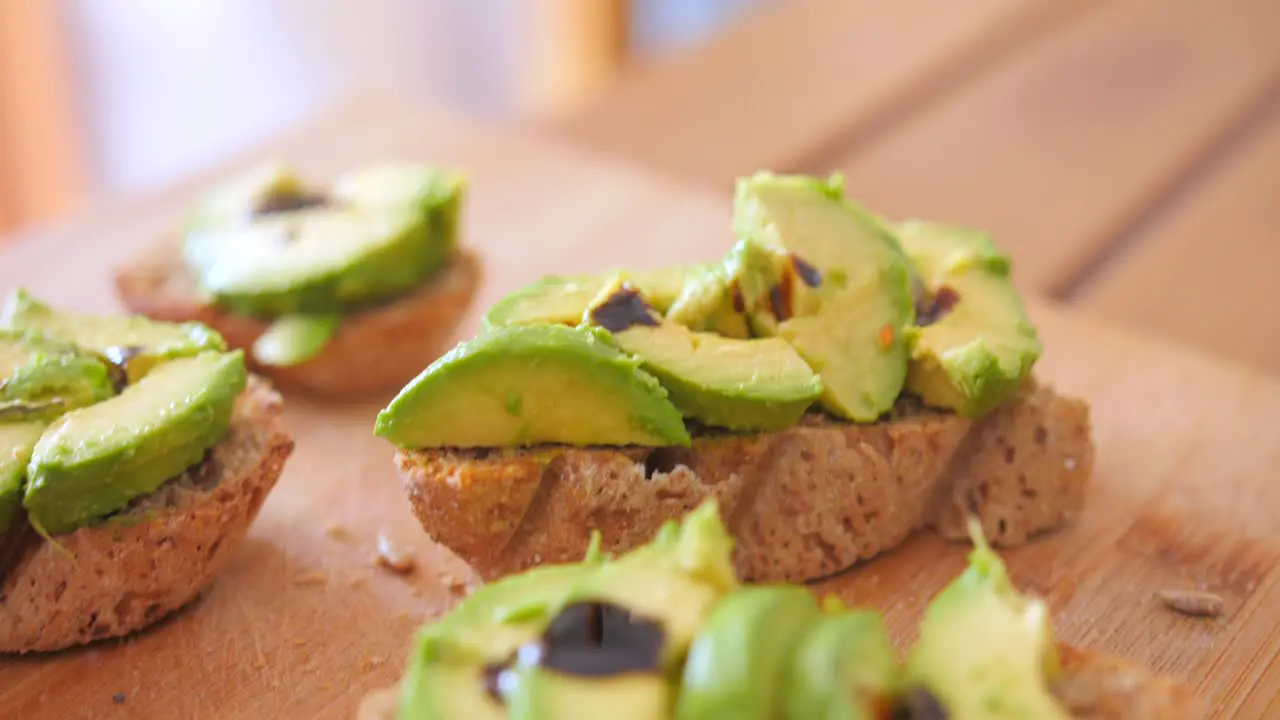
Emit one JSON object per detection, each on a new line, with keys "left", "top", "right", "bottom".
{"left": 556, "top": 0, "right": 1280, "bottom": 377}
{"left": 0, "top": 97, "right": 1277, "bottom": 718}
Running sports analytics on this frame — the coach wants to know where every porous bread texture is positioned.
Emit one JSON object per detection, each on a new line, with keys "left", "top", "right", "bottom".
{"left": 0, "top": 376, "right": 294, "bottom": 654}
{"left": 395, "top": 379, "right": 1093, "bottom": 584}
{"left": 355, "top": 643, "right": 1204, "bottom": 720}
{"left": 114, "top": 239, "right": 481, "bottom": 399}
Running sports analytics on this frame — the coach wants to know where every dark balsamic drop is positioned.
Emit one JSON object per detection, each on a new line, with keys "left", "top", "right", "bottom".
{"left": 893, "top": 686, "right": 950, "bottom": 720}
{"left": 251, "top": 191, "right": 331, "bottom": 217}
{"left": 589, "top": 285, "right": 660, "bottom": 333}
{"left": 916, "top": 286, "right": 961, "bottom": 327}
{"left": 540, "top": 601, "right": 666, "bottom": 677}
{"left": 101, "top": 345, "right": 145, "bottom": 391}
{"left": 790, "top": 254, "right": 823, "bottom": 288}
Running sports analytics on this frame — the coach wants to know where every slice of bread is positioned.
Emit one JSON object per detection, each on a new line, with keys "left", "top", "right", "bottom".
{"left": 0, "top": 375, "right": 294, "bottom": 654}
{"left": 114, "top": 239, "right": 481, "bottom": 400}
{"left": 394, "top": 379, "right": 1092, "bottom": 584}
{"left": 354, "top": 643, "right": 1204, "bottom": 719}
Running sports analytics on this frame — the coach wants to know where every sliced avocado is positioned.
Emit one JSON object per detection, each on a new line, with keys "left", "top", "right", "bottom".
{"left": 374, "top": 324, "right": 691, "bottom": 449}
{"left": 674, "top": 585, "right": 822, "bottom": 720}
{"left": 732, "top": 172, "right": 915, "bottom": 423}
{"left": 584, "top": 279, "right": 823, "bottom": 432}
{"left": 400, "top": 501, "right": 737, "bottom": 720}
{"left": 250, "top": 313, "right": 341, "bottom": 367}
{"left": 0, "top": 421, "right": 46, "bottom": 534}
{"left": 0, "top": 330, "right": 116, "bottom": 421}
{"left": 782, "top": 601, "right": 901, "bottom": 720}
{"left": 2, "top": 290, "right": 225, "bottom": 384}
{"left": 23, "top": 350, "right": 247, "bottom": 535}
{"left": 183, "top": 163, "right": 463, "bottom": 317}
{"left": 902, "top": 518, "right": 1068, "bottom": 719}
{"left": 505, "top": 662, "right": 669, "bottom": 720}
{"left": 401, "top": 562, "right": 604, "bottom": 720}
{"left": 664, "top": 238, "right": 792, "bottom": 340}
{"left": 483, "top": 265, "right": 704, "bottom": 330}
{"left": 895, "top": 220, "right": 1041, "bottom": 417}
{"left": 183, "top": 160, "right": 314, "bottom": 232}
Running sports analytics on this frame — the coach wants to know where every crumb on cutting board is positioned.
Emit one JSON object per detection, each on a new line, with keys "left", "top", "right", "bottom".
{"left": 375, "top": 532, "right": 416, "bottom": 575}
{"left": 325, "top": 521, "right": 348, "bottom": 540}
{"left": 1157, "top": 589, "right": 1225, "bottom": 618}
{"left": 292, "top": 571, "right": 329, "bottom": 586}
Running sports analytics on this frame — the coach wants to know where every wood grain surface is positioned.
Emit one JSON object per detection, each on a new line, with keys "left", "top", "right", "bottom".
{"left": 1, "top": 102, "right": 1277, "bottom": 719}
{"left": 554, "top": 0, "right": 1081, "bottom": 188}
{"left": 827, "top": 0, "right": 1280, "bottom": 296}
{"left": 1076, "top": 100, "right": 1280, "bottom": 376}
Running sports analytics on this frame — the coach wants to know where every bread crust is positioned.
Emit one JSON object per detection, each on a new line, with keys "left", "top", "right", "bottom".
{"left": 394, "top": 380, "right": 1093, "bottom": 583}
{"left": 355, "top": 643, "right": 1203, "bottom": 719}
{"left": 0, "top": 376, "right": 294, "bottom": 654}
{"left": 114, "top": 239, "right": 481, "bottom": 400}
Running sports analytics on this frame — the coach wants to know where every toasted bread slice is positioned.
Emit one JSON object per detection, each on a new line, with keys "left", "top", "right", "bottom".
{"left": 394, "top": 379, "right": 1092, "bottom": 583}
{"left": 114, "top": 239, "right": 481, "bottom": 400}
{"left": 355, "top": 643, "right": 1203, "bottom": 720}
{"left": 0, "top": 376, "right": 294, "bottom": 654}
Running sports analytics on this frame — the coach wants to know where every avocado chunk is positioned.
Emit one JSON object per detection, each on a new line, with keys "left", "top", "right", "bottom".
{"left": 584, "top": 279, "right": 823, "bottom": 432}
{"left": 399, "top": 501, "right": 738, "bottom": 720}
{"left": 374, "top": 324, "right": 691, "bottom": 449}
{"left": 782, "top": 600, "right": 901, "bottom": 720}
{"left": 0, "top": 330, "right": 116, "bottom": 421}
{"left": 250, "top": 314, "right": 341, "bottom": 367}
{"left": 0, "top": 421, "right": 46, "bottom": 534}
{"left": 483, "top": 265, "right": 705, "bottom": 331}
{"left": 182, "top": 163, "right": 464, "bottom": 316}
{"left": 732, "top": 172, "right": 915, "bottom": 423}
{"left": 23, "top": 350, "right": 247, "bottom": 535}
{"left": 2, "top": 290, "right": 225, "bottom": 384}
{"left": 903, "top": 518, "right": 1068, "bottom": 719}
{"left": 895, "top": 220, "right": 1042, "bottom": 417}
{"left": 674, "top": 585, "right": 822, "bottom": 720}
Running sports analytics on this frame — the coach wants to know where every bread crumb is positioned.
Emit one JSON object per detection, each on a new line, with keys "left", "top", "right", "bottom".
{"left": 292, "top": 572, "right": 328, "bottom": 586}
{"left": 375, "top": 533, "right": 416, "bottom": 575}
{"left": 293, "top": 637, "right": 308, "bottom": 646}
{"left": 325, "top": 521, "right": 348, "bottom": 540}
{"left": 440, "top": 572, "right": 467, "bottom": 591}
{"left": 1157, "top": 589, "right": 1224, "bottom": 618}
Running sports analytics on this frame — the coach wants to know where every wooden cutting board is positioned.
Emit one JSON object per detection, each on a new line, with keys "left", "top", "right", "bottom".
{"left": 0, "top": 99, "right": 1276, "bottom": 719}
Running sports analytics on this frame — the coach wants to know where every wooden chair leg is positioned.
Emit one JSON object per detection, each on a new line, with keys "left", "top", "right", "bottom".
{"left": 520, "top": 0, "right": 633, "bottom": 117}
{"left": 0, "top": 0, "right": 89, "bottom": 234}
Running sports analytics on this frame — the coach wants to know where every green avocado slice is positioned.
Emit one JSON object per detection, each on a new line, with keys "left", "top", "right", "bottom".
{"left": 0, "top": 329, "right": 116, "bottom": 422}
{"left": 483, "top": 265, "right": 705, "bottom": 331}
{"left": 23, "top": 350, "right": 246, "bottom": 535}
{"left": 400, "top": 502, "right": 738, "bottom": 720}
{"left": 250, "top": 313, "right": 342, "bottom": 367}
{"left": 182, "top": 163, "right": 464, "bottom": 316}
{"left": 674, "top": 585, "right": 822, "bottom": 720}
{"left": 374, "top": 324, "right": 691, "bottom": 449}
{"left": 584, "top": 278, "right": 823, "bottom": 432}
{"left": 0, "top": 421, "right": 46, "bottom": 535}
{"left": 2, "top": 290, "right": 225, "bottom": 384}
{"left": 903, "top": 519, "right": 1068, "bottom": 719}
{"left": 782, "top": 602, "right": 901, "bottom": 720}
{"left": 731, "top": 172, "right": 916, "bottom": 423}
{"left": 895, "top": 220, "right": 1041, "bottom": 417}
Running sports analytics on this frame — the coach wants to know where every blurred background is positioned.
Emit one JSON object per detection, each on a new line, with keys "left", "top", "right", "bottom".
{"left": 0, "top": 0, "right": 764, "bottom": 232}
{"left": 1, "top": 0, "right": 1278, "bottom": 375}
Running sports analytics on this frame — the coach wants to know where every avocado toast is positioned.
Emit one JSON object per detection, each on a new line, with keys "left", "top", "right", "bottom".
{"left": 358, "top": 503, "right": 1203, "bottom": 719}
{"left": 0, "top": 291, "right": 294, "bottom": 653}
{"left": 115, "top": 161, "right": 481, "bottom": 399}
{"left": 375, "top": 172, "right": 1093, "bottom": 584}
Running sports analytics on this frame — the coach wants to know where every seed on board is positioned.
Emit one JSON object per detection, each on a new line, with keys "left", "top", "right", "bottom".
{"left": 375, "top": 533, "right": 416, "bottom": 575}
{"left": 1156, "top": 589, "right": 1224, "bottom": 618}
